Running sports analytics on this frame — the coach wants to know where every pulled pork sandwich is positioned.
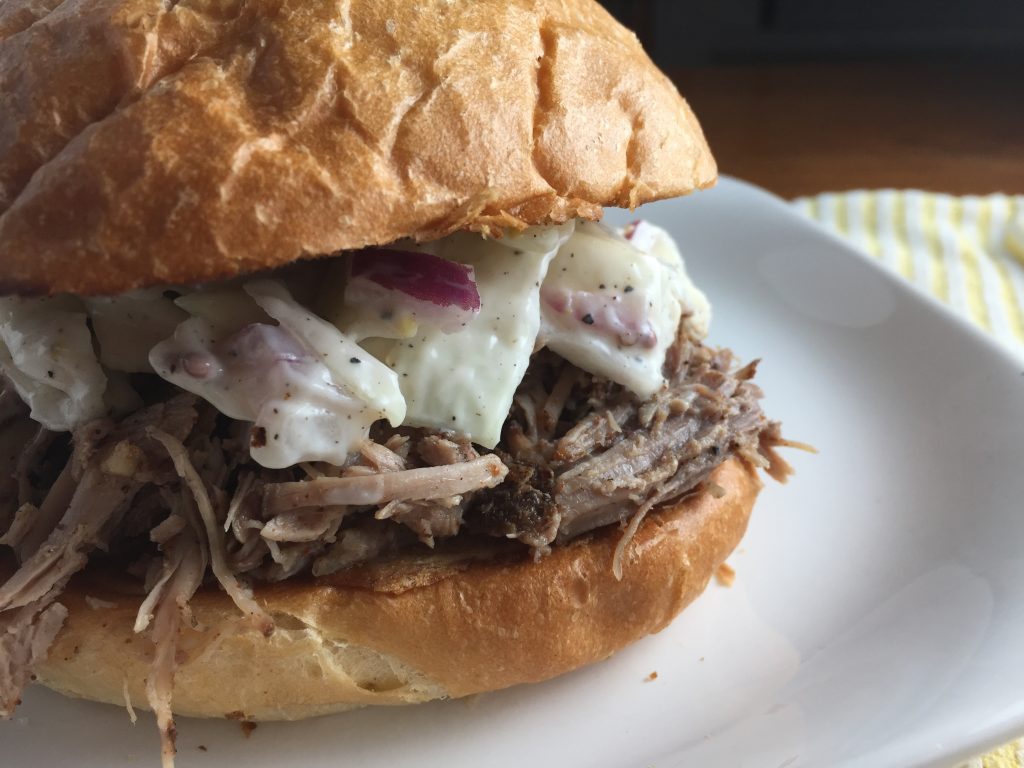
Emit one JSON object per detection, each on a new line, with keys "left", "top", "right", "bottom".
{"left": 0, "top": 0, "right": 792, "bottom": 764}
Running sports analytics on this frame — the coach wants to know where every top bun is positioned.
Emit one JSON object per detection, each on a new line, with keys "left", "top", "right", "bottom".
{"left": 0, "top": 0, "right": 716, "bottom": 297}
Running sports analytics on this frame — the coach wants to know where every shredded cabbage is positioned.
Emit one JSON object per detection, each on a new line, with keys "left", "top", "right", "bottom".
{"left": 245, "top": 280, "right": 405, "bottom": 428}
{"left": 370, "top": 224, "right": 573, "bottom": 448}
{"left": 85, "top": 289, "right": 187, "bottom": 373}
{"left": 149, "top": 281, "right": 405, "bottom": 468}
{"left": 0, "top": 296, "right": 107, "bottom": 431}
{"left": 540, "top": 221, "right": 711, "bottom": 398}
{"left": 0, "top": 223, "right": 711, "bottom": 458}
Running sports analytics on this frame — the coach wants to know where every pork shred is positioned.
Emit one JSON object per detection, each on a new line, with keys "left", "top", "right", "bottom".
{"left": 0, "top": 334, "right": 787, "bottom": 756}
{"left": 0, "top": 596, "right": 67, "bottom": 716}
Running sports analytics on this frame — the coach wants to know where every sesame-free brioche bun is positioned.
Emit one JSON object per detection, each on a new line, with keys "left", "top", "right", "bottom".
{"left": 0, "top": 0, "right": 716, "bottom": 298}
{"left": 36, "top": 460, "right": 758, "bottom": 720}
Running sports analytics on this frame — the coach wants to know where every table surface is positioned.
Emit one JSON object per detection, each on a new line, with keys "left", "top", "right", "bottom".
{"left": 672, "top": 59, "right": 1024, "bottom": 199}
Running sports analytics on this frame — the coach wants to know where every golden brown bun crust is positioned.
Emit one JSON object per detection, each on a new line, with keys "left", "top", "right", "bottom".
{"left": 36, "top": 460, "right": 758, "bottom": 720}
{"left": 0, "top": 0, "right": 716, "bottom": 297}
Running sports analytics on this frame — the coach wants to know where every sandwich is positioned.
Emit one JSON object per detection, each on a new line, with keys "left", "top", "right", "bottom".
{"left": 0, "top": 0, "right": 792, "bottom": 764}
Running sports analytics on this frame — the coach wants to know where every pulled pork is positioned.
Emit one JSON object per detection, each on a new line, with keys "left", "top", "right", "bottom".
{"left": 0, "top": 594, "right": 67, "bottom": 716}
{"left": 0, "top": 334, "right": 789, "bottom": 758}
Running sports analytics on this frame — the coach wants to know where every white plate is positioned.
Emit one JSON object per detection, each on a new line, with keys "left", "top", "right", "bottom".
{"left": 5, "top": 177, "right": 1024, "bottom": 767}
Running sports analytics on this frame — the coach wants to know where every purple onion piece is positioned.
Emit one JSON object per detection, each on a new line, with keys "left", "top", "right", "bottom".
{"left": 349, "top": 249, "right": 481, "bottom": 312}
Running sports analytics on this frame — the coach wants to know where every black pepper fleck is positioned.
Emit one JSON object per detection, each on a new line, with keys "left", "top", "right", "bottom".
{"left": 581, "top": 314, "right": 595, "bottom": 325}
{"left": 350, "top": 357, "right": 361, "bottom": 364}
{"left": 624, "top": 285, "right": 635, "bottom": 293}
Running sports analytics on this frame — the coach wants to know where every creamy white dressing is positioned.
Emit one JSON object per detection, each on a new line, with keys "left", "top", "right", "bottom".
{"left": 363, "top": 224, "right": 573, "bottom": 448}
{"left": 627, "top": 220, "right": 711, "bottom": 339}
{"left": 244, "top": 281, "right": 405, "bottom": 429}
{"left": 540, "top": 221, "right": 710, "bottom": 398}
{"left": 0, "top": 296, "right": 108, "bottom": 431}
{"left": 85, "top": 289, "right": 188, "bottom": 373}
{"left": 173, "top": 288, "right": 271, "bottom": 337}
{"left": 322, "top": 262, "right": 420, "bottom": 342}
{"left": 0, "top": 220, "right": 711, "bottom": 464}
{"left": 149, "top": 281, "right": 404, "bottom": 469}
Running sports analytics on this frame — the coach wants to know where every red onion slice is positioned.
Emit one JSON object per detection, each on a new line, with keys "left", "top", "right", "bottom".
{"left": 345, "top": 249, "right": 481, "bottom": 334}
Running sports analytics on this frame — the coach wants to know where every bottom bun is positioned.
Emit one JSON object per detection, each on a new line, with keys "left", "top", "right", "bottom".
{"left": 36, "top": 459, "right": 761, "bottom": 720}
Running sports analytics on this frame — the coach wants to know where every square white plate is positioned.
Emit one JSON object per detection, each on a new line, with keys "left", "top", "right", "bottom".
{"left": 5, "top": 177, "right": 1024, "bottom": 768}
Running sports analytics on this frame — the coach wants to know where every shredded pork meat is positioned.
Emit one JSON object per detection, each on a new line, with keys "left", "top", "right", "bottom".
{"left": 0, "top": 594, "right": 68, "bottom": 716}
{"left": 263, "top": 454, "right": 509, "bottom": 513}
{"left": 0, "top": 334, "right": 790, "bottom": 759}
{"left": 141, "top": 508, "right": 205, "bottom": 768}
{"left": 149, "top": 428, "right": 274, "bottom": 638}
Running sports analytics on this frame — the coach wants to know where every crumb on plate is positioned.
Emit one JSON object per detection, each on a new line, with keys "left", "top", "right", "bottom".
{"left": 715, "top": 562, "right": 736, "bottom": 587}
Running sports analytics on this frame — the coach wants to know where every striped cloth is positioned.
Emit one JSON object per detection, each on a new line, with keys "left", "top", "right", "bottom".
{"left": 797, "top": 190, "right": 1024, "bottom": 765}
{"left": 794, "top": 191, "right": 1024, "bottom": 360}
{"left": 959, "top": 741, "right": 1024, "bottom": 768}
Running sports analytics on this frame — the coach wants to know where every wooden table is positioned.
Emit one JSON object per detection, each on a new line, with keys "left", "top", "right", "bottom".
{"left": 672, "top": 60, "right": 1024, "bottom": 199}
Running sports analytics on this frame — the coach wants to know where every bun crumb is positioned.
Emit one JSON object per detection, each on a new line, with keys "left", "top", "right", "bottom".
{"left": 715, "top": 563, "right": 736, "bottom": 587}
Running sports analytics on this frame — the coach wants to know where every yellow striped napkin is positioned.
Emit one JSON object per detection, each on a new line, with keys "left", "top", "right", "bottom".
{"left": 795, "top": 191, "right": 1024, "bottom": 360}
{"left": 960, "top": 741, "right": 1024, "bottom": 768}
{"left": 797, "top": 190, "right": 1024, "bottom": 765}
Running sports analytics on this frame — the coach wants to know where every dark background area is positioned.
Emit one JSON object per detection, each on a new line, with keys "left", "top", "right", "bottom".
{"left": 597, "top": 0, "right": 1024, "bottom": 66}
{"left": 595, "top": 1, "right": 1024, "bottom": 196}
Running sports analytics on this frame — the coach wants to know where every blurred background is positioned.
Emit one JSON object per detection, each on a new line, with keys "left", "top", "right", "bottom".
{"left": 596, "top": 0, "right": 1024, "bottom": 197}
